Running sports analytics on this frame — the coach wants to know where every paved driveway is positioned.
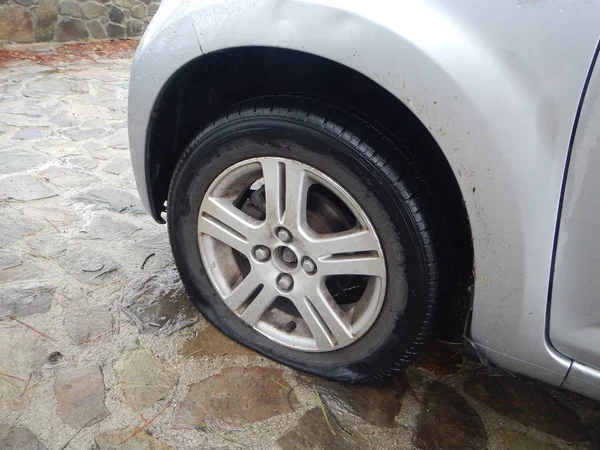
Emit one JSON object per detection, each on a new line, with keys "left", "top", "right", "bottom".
{"left": 0, "top": 43, "right": 598, "bottom": 450}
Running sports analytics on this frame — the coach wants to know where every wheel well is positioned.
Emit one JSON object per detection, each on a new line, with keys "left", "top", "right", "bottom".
{"left": 148, "top": 46, "right": 473, "bottom": 340}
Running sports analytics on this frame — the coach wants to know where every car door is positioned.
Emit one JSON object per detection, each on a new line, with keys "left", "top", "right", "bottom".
{"left": 549, "top": 45, "right": 600, "bottom": 375}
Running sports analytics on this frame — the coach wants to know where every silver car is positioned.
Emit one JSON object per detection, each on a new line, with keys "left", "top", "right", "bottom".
{"left": 128, "top": 0, "right": 600, "bottom": 400}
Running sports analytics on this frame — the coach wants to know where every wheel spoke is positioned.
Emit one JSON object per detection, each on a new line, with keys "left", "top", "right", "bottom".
{"left": 293, "top": 282, "right": 354, "bottom": 349}
{"left": 292, "top": 296, "right": 337, "bottom": 350}
{"left": 202, "top": 197, "right": 259, "bottom": 238}
{"left": 282, "top": 161, "right": 310, "bottom": 230}
{"left": 308, "top": 228, "right": 380, "bottom": 257}
{"left": 198, "top": 197, "right": 258, "bottom": 253}
{"left": 318, "top": 254, "right": 385, "bottom": 277}
{"left": 314, "top": 283, "right": 354, "bottom": 347}
{"left": 261, "top": 159, "right": 285, "bottom": 224}
{"left": 223, "top": 271, "right": 263, "bottom": 310}
{"left": 240, "top": 286, "right": 278, "bottom": 325}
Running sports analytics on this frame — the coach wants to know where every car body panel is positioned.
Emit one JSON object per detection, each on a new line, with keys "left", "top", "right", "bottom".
{"left": 563, "top": 361, "right": 600, "bottom": 401}
{"left": 128, "top": 0, "right": 202, "bottom": 219}
{"left": 550, "top": 51, "right": 600, "bottom": 371}
{"left": 129, "top": 0, "right": 600, "bottom": 395}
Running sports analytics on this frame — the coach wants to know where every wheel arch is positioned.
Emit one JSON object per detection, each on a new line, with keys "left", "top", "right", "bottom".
{"left": 144, "top": 46, "right": 474, "bottom": 340}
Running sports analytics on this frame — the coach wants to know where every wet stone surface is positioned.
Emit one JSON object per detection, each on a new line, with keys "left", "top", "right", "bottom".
{"left": 0, "top": 213, "right": 44, "bottom": 247}
{"left": 123, "top": 270, "right": 199, "bottom": 336}
{"left": 57, "top": 245, "right": 121, "bottom": 284}
{"left": 414, "top": 341, "right": 463, "bottom": 376}
{"left": 94, "top": 427, "right": 170, "bottom": 450}
{"left": 178, "top": 324, "right": 257, "bottom": 358}
{"left": 0, "top": 328, "right": 40, "bottom": 412}
{"left": 0, "top": 148, "right": 49, "bottom": 174}
{"left": 0, "top": 44, "right": 598, "bottom": 449}
{"left": 75, "top": 187, "right": 144, "bottom": 214}
{"left": 277, "top": 407, "right": 365, "bottom": 450}
{"left": 38, "top": 165, "right": 99, "bottom": 188}
{"left": 0, "top": 425, "right": 47, "bottom": 450}
{"left": 297, "top": 375, "right": 404, "bottom": 428}
{"left": 463, "top": 374, "right": 591, "bottom": 443}
{"left": 114, "top": 348, "right": 179, "bottom": 410}
{"left": 0, "top": 286, "right": 53, "bottom": 318}
{"left": 55, "top": 364, "right": 109, "bottom": 428}
{"left": 175, "top": 367, "right": 299, "bottom": 430}
{"left": 63, "top": 307, "right": 112, "bottom": 343}
{"left": 0, "top": 174, "right": 56, "bottom": 201}
{"left": 103, "top": 156, "right": 130, "bottom": 174}
{"left": 25, "top": 235, "right": 67, "bottom": 259}
{"left": 414, "top": 381, "right": 488, "bottom": 450}
{"left": 76, "top": 212, "right": 142, "bottom": 241}
{"left": 498, "top": 429, "right": 560, "bottom": 450}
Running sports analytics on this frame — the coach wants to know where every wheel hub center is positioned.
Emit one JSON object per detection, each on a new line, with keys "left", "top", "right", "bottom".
{"left": 274, "top": 246, "right": 298, "bottom": 270}
{"left": 281, "top": 247, "right": 297, "bottom": 264}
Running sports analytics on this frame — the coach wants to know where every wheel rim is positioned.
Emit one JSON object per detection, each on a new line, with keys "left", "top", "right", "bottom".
{"left": 197, "top": 157, "right": 387, "bottom": 352}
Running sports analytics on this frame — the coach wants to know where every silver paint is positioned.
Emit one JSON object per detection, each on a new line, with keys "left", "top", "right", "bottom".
{"left": 550, "top": 56, "right": 600, "bottom": 396}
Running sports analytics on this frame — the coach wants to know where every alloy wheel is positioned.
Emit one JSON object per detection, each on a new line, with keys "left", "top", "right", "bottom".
{"left": 197, "top": 157, "right": 386, "bottom": 352}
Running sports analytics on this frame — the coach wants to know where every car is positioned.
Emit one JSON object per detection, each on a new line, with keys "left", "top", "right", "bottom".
{"left": 128, "top": 0, "right": 600, "bottom": 399}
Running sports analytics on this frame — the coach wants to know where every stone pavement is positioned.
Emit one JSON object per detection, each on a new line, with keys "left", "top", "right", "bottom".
{"left": 0, "top": 43, "right": 598, "bottom": 449}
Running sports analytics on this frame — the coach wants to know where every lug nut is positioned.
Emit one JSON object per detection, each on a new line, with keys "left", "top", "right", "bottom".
{"left": 254, "top": 246, "right": 271, "bottom": 262}
{"left": 277, "top": 273, "right": 294, "bottom": 292}
{"left": 276, "top": 227, "right": 292, "bottom": 243}
{"left": 302, "top": 257, "right": 317, "bottom": 274}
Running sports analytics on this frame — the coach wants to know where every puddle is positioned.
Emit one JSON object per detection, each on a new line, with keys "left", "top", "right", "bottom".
{"left": 278, "top": 407, "right": 366, "bottom": 450}
{"left": 178, "top": 325, "right": 257, "bottom": 358}
{"left": 174, "top": 367, "right": 299, "bottom": 431}
{"left": 296, "top": 374, "right": 405, "bottom": 428}
{"left": 415, "top": 381, "right": 487, "bottom": 450}
{"left": 462, "top": 374, "right": 590, "bottom": 443}
{"left": 123, "top": 268, "right": 199, "bottom": 336}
